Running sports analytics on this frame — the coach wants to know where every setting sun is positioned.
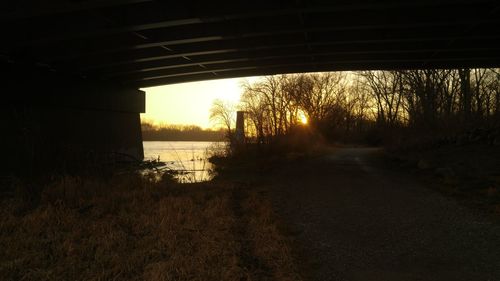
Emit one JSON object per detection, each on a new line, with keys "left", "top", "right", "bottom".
{"left": 299, "top": 112, "right": 308, "bottom": 125}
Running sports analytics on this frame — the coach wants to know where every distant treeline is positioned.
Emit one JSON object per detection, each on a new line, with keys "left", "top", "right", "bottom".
{"left": 141, "top": 121, "right": 225, "bottom": 141}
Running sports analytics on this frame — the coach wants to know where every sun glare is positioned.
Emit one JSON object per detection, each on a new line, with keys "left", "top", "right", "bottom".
{"left": 299, "top": 112, "right": 308, "bottom": 125}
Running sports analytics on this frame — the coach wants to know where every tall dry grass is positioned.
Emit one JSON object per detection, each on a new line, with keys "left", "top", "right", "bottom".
{"left": 0, "top": 174, "right": 302, "bottom": 281}
{"left": 241, "top": 191, "right": 303, "bottom": 281}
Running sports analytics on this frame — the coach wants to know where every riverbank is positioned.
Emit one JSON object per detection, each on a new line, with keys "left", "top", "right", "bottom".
{"left": 0, "top": 173, "right": 302, "bottom": 281}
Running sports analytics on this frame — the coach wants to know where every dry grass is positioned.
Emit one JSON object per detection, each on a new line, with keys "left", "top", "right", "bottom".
{"left": 242, "top": 192, "right": 302, "bottom": 281}
{"left": 0, "top": 174, "right": 302, "bottom": 281}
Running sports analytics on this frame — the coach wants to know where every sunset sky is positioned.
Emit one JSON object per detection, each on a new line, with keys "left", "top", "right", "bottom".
{"left": 140, "top": 77, "right": 259, "bottom": 129}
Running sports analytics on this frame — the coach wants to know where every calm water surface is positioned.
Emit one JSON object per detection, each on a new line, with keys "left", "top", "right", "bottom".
{"left": 143, "top": 141, "right": 224, "bottom": 182}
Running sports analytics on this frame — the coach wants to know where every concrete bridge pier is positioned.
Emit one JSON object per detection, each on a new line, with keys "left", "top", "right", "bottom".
{"left": 1, "top": 67, "right": 145, "bottom": 177}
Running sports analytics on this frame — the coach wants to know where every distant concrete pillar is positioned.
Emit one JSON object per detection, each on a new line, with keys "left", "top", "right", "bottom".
{"left": 235, "top": 111, "right": 245, "bottom": 143}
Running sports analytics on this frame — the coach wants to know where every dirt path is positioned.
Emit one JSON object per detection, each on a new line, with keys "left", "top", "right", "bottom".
{"left": 267, "top": 147, "right": 500, "bottom": 281}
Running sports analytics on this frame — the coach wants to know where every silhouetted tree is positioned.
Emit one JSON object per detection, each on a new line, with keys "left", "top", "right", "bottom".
{"left": 238, "top": 69, "right": 499, "bottom": 145}
{"left": 209, "top": 99, "right": 235, "bottom": 138}
{"left": 360, "top": 71, "right": 404, "bottom": 127}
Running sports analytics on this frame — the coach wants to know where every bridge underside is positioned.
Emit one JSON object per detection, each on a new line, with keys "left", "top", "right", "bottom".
{"left": 1, "top": 0, "right": 500, "bottom": 175}
{"left": 2, "top": 0, "right": 500, "bottom": 87}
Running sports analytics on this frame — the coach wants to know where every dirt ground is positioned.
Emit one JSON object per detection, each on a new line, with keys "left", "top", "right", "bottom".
{"left": 254, "top": 147, "right": 500, "bottom": 281}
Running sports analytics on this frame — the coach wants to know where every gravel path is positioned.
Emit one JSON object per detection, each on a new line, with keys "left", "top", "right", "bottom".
{"left": 268, "top": 147, "right": 500, "bottom": 281}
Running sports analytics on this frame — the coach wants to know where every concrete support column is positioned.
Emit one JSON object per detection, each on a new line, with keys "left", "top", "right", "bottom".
{"left": 235, "top": 111, "right": 245, "bottom": 143}
{"left": 1, "top": 79, "right": 146, "bottom": 176}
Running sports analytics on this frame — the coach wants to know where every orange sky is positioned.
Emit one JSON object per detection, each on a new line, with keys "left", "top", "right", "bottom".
{"left": 140, "top": 77, "right": 259, "bottom": 129}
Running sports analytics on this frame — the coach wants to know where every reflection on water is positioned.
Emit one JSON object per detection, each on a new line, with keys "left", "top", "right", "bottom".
{"left": 143, "top": 141, "right": 224, "bottom": 182}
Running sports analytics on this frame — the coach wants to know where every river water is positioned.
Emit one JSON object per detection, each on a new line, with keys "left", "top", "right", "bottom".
{"left": 143, "top": 141, "right": 225, "bottom": 182}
